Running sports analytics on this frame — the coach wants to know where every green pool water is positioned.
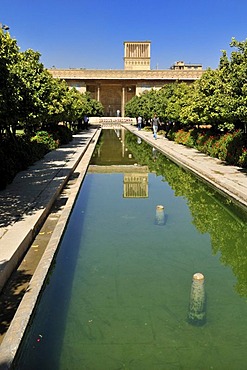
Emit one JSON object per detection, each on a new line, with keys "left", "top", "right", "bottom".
{"left": 15, "top": 130, "right": 247, "bottom": 370}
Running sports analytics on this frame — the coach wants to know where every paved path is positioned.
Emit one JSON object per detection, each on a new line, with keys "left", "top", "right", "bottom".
{"left": 124, "top": 124, "right": 247, "bottom": 210}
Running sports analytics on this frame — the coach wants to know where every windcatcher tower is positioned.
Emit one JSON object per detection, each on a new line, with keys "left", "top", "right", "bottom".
{"left": 124, "top": 41, "right": 151, "bottom": 70}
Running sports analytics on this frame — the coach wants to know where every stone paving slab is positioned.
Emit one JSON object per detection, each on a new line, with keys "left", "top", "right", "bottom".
{"left": 124, "top": 124, "right": 247, "bottom": 210}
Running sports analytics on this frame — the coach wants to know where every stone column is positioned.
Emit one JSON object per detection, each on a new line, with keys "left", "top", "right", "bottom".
{"left": 121, "top": 127, "right": 125, "bottom": 157}
{"left": 188, "top": 272, "right": 206, "bottom": 326}
{"left": 155, "top": 205, "right": 165, "bottom": 226}
{"left": 97, "top": 85, "right": 100, "bottom": 102}
{"left": 121, "top": 86, "right": 126, "bottom": 117}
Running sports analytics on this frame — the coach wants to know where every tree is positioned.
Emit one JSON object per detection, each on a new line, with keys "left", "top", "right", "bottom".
{"left": 125, "top": 95, "right": 143, "bottom": 118}
{"left": 221, "top": 38, "right": 247, "bottom": 132}
{"left": 162, "top": 82, "right": 192, "bottom": 124}
{"left": 0, "top": 29, "right": 20, "bottom": 138}
{"left": 125, "top": 88, "right": 165, "bottom": 122}
{"left": 183, "top": 69, "right": 232, "bottom": 129}
{"left": 81, "top": 92, "right": 104, "bottom": 117}
{"left": 11, "top": 49, "right": 63, "bottom": 134}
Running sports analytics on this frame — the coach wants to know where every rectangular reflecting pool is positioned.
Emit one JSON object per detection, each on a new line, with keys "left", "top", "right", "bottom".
{"left": 15, "top": 129, "right": 247, "bottom": 369}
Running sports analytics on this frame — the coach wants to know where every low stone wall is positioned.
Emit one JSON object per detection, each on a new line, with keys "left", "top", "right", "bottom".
{"left": 89, "top": 117, "right": 136, "bottom": 125}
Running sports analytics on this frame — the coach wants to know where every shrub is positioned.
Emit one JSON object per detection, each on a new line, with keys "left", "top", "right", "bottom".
{"left": 174, "top": 129, "right": 195, "bottom": 148}
{"left": 31, "top": 131, "right": 58, "bottom": 151}
{"left": 0, "top": 126, "right": 73, "bottom": 189}
{"left": 0, "top": 146, "right": 15, "bottom": 190}
{"left": 171, "top": 128, "right": 246, "bottom": 167}
{"left": 143, "top": 126, "right": 152, "bottom": 132}
{"left": 204, "top": 136, "right": 219, "bottom": 157}
{"left": 47, "top": 124, "right": 73, "bottom": 145}
{"left": 158, "top": 129, "right": 166, "bottom": 136}
{"left": 0, "top": 135, "right": 49, "bottom": 189}
{"left": 238, "top": 148, "right": 247, "bottom": 168}
{"left": 216, "top": 130, "right": 243, "bottom": 164}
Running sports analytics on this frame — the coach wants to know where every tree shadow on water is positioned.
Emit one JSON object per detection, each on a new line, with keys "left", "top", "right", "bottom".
{"left": 0, "top": 268, "right": 32, "bottom": 337}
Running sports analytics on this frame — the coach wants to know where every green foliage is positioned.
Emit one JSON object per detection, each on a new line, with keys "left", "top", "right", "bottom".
{"left": 0, "top": 124, "right": 74, "bottom": 189}
{"left": 0, "top": 29, "right": 20, "bottom": 135}
{"left": 217, "top": 40, "right": 246, "bottom": 130}
{"left": 186, "top": 69, "right": 233, "bottom": 127}
{"left": 216, "top": 130, "right": 244, "bottom": 163}
{"left": 47, "top": 124, "right": 73, "bottom": 145}
{"left": 163, "top": 82, "right": 192, "bottom": 123}
{"left": 125, "top": 95, "right": 141, "bottom": 118}
{"left": 174, "top": 129, "right": 196, "bottom": 147}
{"left": 0, "top": 30, "right": 104, "bottom": 187}
{"left": 0, "top": 31, "right": 102, "bottom": 140}
{"left": 31, "top": 131, "right": 58, "bottom": 151}
{"left": 125, "top": 89, "right": 162, "bottom": 120}
{"left": 82, "top": 92, "right": 104, "bottom": 117}
{"left": 173, "top": 128, "right": 246, "bottom": 167}
{"left": 238, "top": 148, "right": 247, "bottom": 167}
{"left": 0, "top": 135, "right": 47, "bottom": 189}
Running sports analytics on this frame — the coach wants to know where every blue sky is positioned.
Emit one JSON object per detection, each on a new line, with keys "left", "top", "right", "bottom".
{"left": 1, "top": 0, "right": 247, "bottom": 70}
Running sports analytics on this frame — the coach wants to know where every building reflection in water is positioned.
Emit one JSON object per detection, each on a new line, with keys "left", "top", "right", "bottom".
{"left": 90, "top": 128, "right": 149, "bottom": 198}
{"left": 123, "top": 172, "right": 148, "bottom": 198}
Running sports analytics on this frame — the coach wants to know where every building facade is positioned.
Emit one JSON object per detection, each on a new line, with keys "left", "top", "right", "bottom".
{"left": 123, "top": 41, "right": 151, "bottom": 70}
{"left": 49, "top": 41, "right": 204, "bottom": 116}
{"left": 170, "top": 61, "right": 203, "bottom": 70}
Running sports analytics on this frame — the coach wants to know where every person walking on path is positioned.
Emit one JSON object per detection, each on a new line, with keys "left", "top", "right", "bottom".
{"left": 152, "top": 114, "right": 160, "bottom": 139}
{"left": 83, "top": 115, "right": 89, "bottom": 130}
{"left": 137, "top": 115, "right": 142, "bottom": 131}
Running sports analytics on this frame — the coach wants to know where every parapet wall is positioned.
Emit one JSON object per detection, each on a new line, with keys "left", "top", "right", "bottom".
{"left": 89, "top": 117, "right": 136, "bottom": 125}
